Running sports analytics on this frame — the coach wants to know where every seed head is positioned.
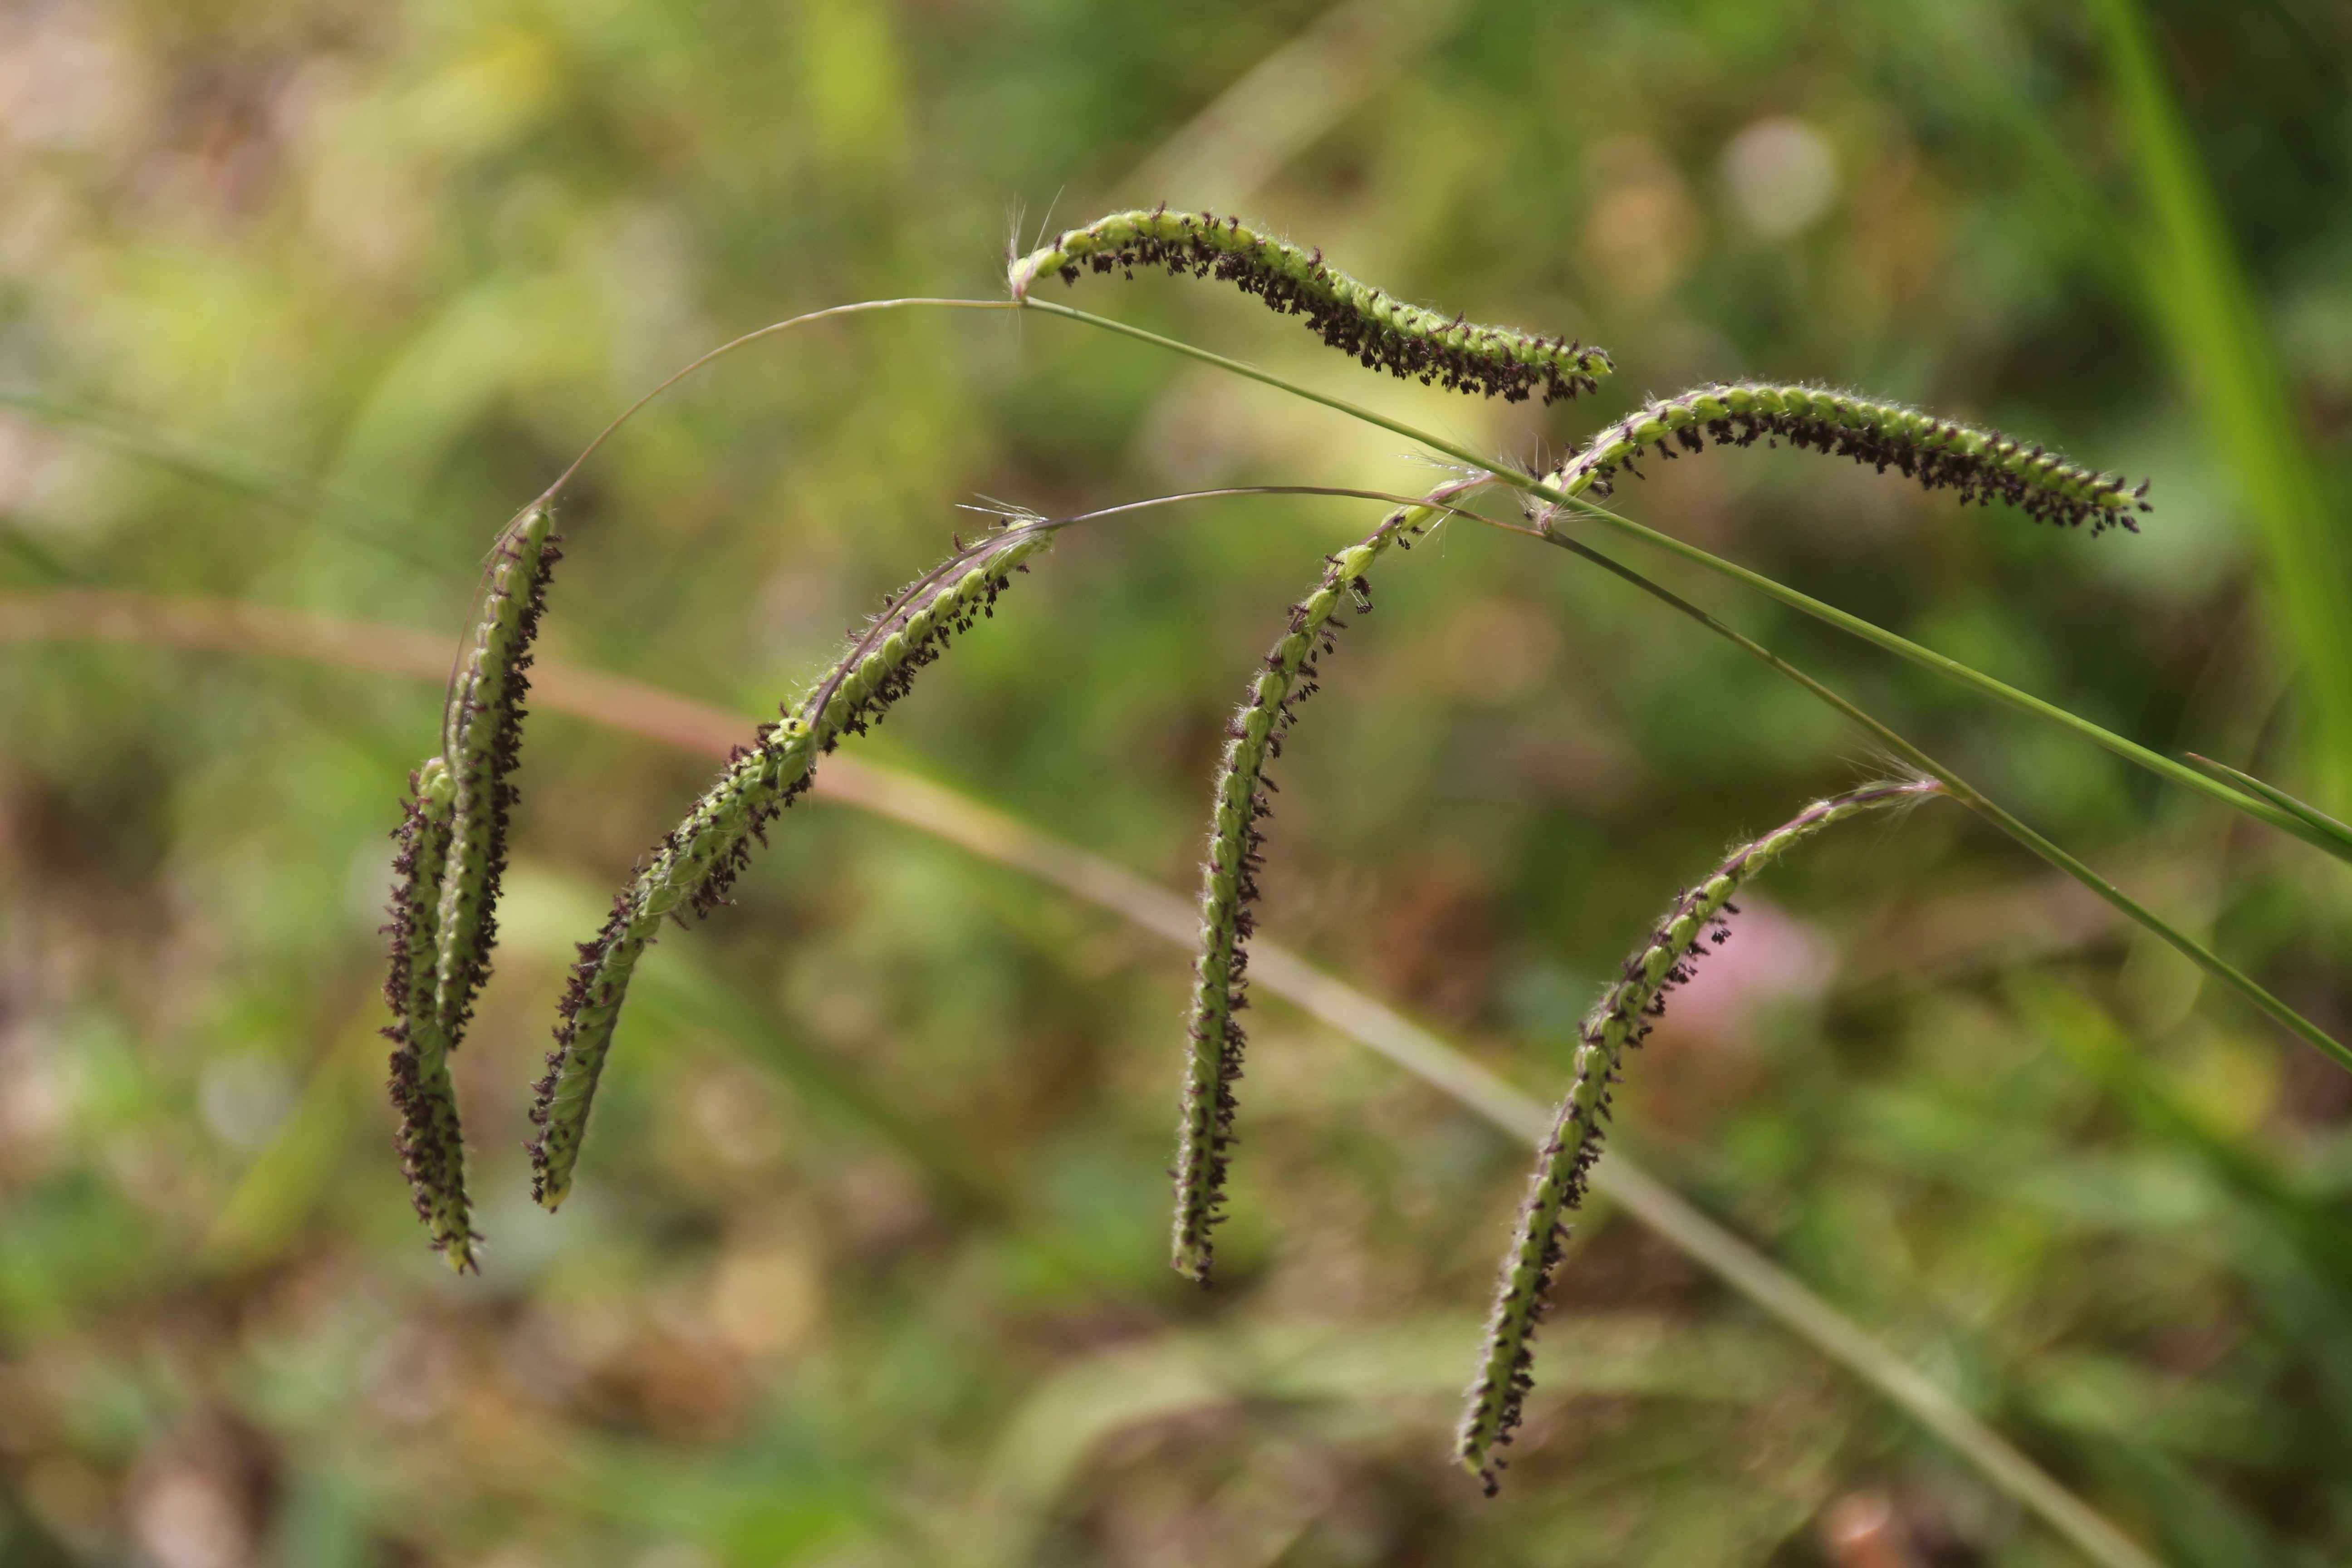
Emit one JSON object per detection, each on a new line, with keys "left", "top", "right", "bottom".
{"left": 379, "top": 499, "right": 559, "bottom": 1267}
{"left": 528, "top": 520, "right": 1057, "bottom": 1209}
{"left": 1172, "top": 480, "right": 1484, "bottom": 1284}
{"left": 1012, "top": 210, "right": 1613, "bottom": 405}
{"left": 380, "top": 757, "right": 480, "bottom": 1271}
{"left": 1455, "top": 779, "right": 1942, "bottom": 1492}
{"left": 433, "top": 502, "right": 564, "bottom": 1045}
{"left": 1539, "top": 385, "right": 2149, "bottom": 534}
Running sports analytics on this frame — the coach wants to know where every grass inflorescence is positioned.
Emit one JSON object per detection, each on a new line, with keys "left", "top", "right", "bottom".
{"left": 1542, "top": 384, "right": 2149, "bottom": 534}
{"left": 376, "top": 211, "right": 2332, "bottom": 1555}
{"left": 1011, "top": 208, "right": 1612, "bottom": 404}
{"left": 1172, "top": 482, "right": 1479, "bottom": 1284}
{"left": 1455, "top": 779, "right": 1944, "bottom": 1494}
{"left": 377, "top": 501, "right": 561, "bottom": 1268}
{"left": 381, "top": 758, "right": 475, "bottom": 1269}
{"left": 526, "top": 519, "right": 1056, "bottom": 1209}
{"left": 434, "top": 505, "right": 562, "bottom": 1043}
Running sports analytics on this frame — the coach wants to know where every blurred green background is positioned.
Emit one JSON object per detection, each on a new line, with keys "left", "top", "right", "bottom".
{"left": 2, "top": 0, "right": 2348, "bottom": 1563}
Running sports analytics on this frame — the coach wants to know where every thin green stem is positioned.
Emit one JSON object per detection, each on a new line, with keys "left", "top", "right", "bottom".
{"left": 1016, "top": 299, "right": 1500, "bottom": 472}
{"left": 535, "top": 297, "right": 1017, "bottom": 508}
{"left": 2185, "top": 753, "right": 2352, "bottom": 860}
{"left": 1540, "top": 493, "right": 2344, "bottom": 867}
{"left": 1539, "top": 527, "right": 2351, "bottom": 1074}
{"left": 1021, "top": 300, "right": 2341, "bottom": 864}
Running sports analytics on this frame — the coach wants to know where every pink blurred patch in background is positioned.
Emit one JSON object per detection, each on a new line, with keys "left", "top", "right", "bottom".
{"left": 1631, "top": 897, "right": 1833, "bottom": 1134}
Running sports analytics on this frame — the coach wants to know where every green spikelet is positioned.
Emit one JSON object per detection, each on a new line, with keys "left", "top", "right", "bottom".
{"left": 434, "top": 502, "right": 562, "bottom": 1043}
{"left": 1171, "top": 493, "right": 1465, "bottom": 1283}
{"left": 527, "top": 520, "right": 1057, "bottom": 1209}
{"left": 380, "top": 501, "right": 559, "bottom": 1266}
{"left": 1456, "top": 779, "right": 1941, "bottom": 1493}
{"left": 1540, "top": 384, "right": 2149, "bottom": 533}
{"left": 1012, "top": 208, "right": 1612, "bottom": 404}
{"left": 381, "top": 758, "right": 477, "bottom": 1269}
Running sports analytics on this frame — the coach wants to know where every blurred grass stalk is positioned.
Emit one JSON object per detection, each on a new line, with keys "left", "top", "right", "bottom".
{"left": 1115, "top": 0, "right": 1470, "bottom": 209}
{"left": 2090, "top": 0, "right": 2352, "bottom": 814}
{"left": 0, "top": 587, "right": 2161, "bottom": 1568}
{"left": 0, "top": 387, "right": 454, "bottom": 578}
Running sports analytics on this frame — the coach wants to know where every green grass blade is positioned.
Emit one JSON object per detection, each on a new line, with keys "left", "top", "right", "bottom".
{"left": 1539, "top": 528, "right": 2352, "bottom": 1078}
{"left": 1532, "top": 491, "right": 2344, "bottom": 867}
{"left": 2089, "top": 0, "right": 2352, "bottom": 816}
{"left": 0, "top": 386, "right": 455, "bottom": 577}
{"left": 2185, "top": 753, "right": 2352, "bottom": 858}
{"left": 1025, "top": 300, "right": 2350, "bottom": 866}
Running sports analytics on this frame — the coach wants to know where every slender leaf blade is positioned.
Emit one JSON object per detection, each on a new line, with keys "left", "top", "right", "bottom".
{"left": 2185, "top": 753, "right": 2352, "bottom": 858}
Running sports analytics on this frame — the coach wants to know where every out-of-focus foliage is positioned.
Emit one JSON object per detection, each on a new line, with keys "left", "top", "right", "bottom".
{"left": 1, "top": 0, "right": 2347, "bottom": 1563}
